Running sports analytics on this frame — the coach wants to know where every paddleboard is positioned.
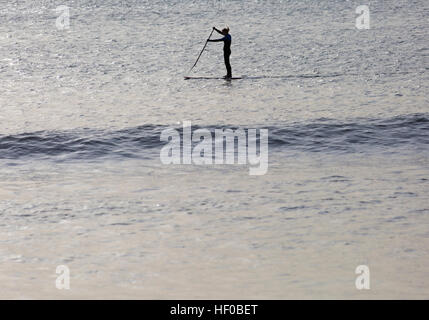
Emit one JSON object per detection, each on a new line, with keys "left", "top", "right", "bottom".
{"left": 184, "top": 76, "right": 243, "bottom": 80}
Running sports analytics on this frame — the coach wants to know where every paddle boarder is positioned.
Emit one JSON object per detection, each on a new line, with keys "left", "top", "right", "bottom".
{"left": 207, "top": 26, "right": 232, "bottom": 79}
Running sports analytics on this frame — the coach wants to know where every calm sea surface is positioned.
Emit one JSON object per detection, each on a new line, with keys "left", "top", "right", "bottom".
{"left": 0, "top": 0, "right": 428, "bottom": 298}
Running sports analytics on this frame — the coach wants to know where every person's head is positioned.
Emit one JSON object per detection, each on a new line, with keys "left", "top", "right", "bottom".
{"left": 222, "top": 27, "right": 230, "bottom": 35}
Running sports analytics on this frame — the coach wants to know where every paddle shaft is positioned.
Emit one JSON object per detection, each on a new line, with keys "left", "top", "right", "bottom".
{"left": 189, "top": 29, "right": 214, "bottom": 73}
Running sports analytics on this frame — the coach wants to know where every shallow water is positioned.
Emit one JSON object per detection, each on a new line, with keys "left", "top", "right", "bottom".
{"left": 0, "top": 0, "right": 428, "bottom": 298}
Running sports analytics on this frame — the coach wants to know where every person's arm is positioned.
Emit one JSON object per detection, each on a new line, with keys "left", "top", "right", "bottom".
{"left": 207, "top": 38, "right": 224, "bottom": 42}
{"left": 213, "top": 27, "right": 223, "bottom": 35}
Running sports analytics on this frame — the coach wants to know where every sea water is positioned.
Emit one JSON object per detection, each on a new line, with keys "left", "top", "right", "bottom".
{"left": 0, "top": 0, "right": 428, "bottom": 298}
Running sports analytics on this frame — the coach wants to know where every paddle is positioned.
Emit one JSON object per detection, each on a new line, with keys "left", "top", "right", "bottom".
{"left": 187, "top": 28, "right": 215, "bottom": 74}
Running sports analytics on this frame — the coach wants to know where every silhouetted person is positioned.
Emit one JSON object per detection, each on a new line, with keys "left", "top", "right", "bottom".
{"left": 208, "top": 27, "right": 232, "bottom": 78}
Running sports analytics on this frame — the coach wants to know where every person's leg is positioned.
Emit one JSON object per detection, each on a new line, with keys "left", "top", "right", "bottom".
{"left": 224, "top": 51, "right": 232, "bottom": 77}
